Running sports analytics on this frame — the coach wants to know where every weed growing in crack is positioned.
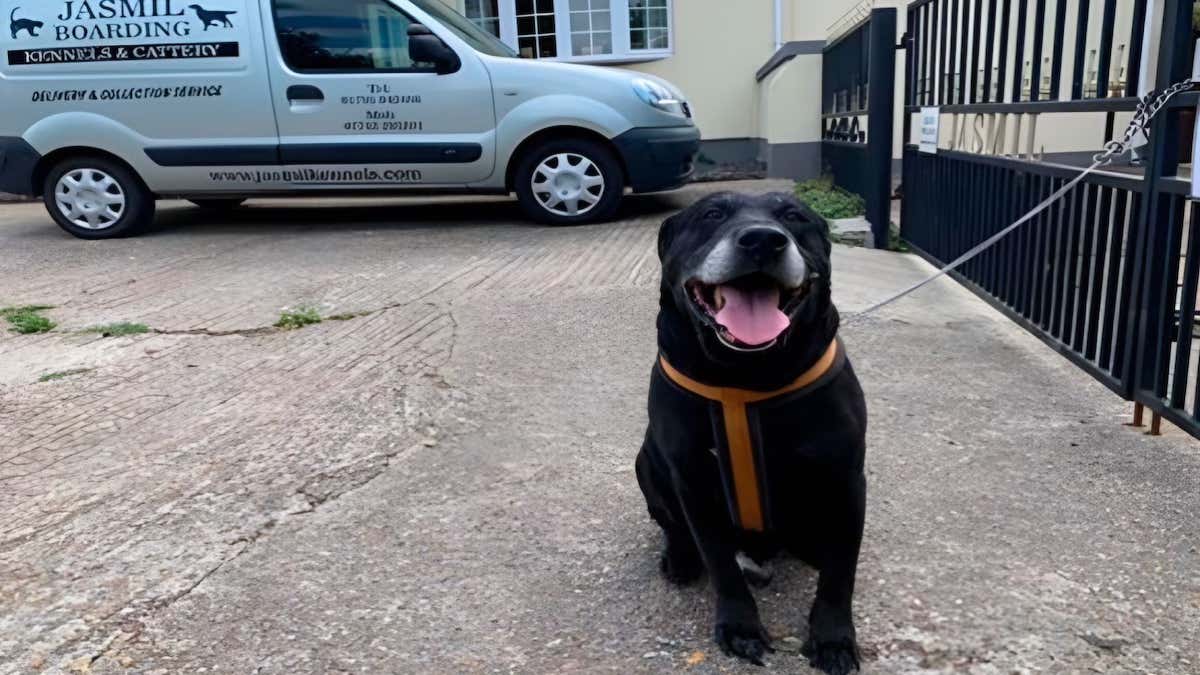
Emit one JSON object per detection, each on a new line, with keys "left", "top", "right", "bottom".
{"left": 275, "top": 306, "right": 322, "bottom": 330}
{"left": 38, "top": 367, "right": 93, "bottom": 382}
{"left": 83, "top": 322, "right": 150, "bottom": 337}
{"left": 1, "top": 305, "right": 56, "bottom": 334}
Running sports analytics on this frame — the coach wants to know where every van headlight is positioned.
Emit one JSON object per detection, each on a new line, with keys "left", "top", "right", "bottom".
{"left": 633, "top": 78, "right": 686, "bottom": 116}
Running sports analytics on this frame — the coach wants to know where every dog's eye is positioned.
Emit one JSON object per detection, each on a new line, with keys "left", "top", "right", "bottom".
{"left": 703, "top": 208, "right": 724, "bottom": 221}
{"left": 782, "top": 211, "right": 804, "bottom": 223}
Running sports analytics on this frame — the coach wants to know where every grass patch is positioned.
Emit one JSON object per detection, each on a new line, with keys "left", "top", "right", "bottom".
{"left": 38, "top": 367, "right": 93, "bottom": 382}
{"left": 83, "top": 322, "right": 150, "bottom": 337}
{"left": 275, "top": 306, "right": 322, "bottom": 330}
{"left": 795, "top": 177, "right": 866, "bottom": 221}
{"left": 1, "top": 305, "right": 56, "bottom": 334}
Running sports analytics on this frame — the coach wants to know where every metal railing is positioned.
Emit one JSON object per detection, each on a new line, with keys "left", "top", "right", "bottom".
{"left": 901, "top": 0, "right": 1200, "bottom": 438}
{"left": 821, "top": 7, "right": 897, "bottom": 248}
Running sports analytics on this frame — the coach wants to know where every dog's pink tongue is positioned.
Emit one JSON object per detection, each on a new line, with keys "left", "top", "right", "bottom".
{"left": 714, "top": 285, "right": 789, "bottom": 346}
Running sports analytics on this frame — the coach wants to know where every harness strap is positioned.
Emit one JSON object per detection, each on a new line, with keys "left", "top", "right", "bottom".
{"left": 658, "top": 339, "right": 841, "bottom": 531}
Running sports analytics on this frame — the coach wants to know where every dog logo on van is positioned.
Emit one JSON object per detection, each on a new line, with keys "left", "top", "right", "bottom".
{"left": 188, "top": 4, "right": 236, "bottom": 30}
{"left": 9, "top": 7, "right": 44, "bottom": 39}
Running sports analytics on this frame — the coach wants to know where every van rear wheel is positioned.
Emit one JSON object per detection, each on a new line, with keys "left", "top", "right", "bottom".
{"left": 514, "top": 138, "right": 624, "bottom": 225}
{"left": 42, "top": 157, "right": 154, "bottom": 240}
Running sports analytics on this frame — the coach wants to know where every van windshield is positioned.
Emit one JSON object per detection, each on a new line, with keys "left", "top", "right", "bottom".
{"left": 408, "top": 0, "right": 517, "bottom": 58}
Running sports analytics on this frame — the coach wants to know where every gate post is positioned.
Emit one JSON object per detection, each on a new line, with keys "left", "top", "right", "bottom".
{"left": 866, "top": 8, "right": 897, "bottom": 248}
{"left": 1123, "top": 0, "right": 1193, "bottom": 400}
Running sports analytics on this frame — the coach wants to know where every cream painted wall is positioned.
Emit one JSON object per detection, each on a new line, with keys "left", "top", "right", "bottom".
{"left": 759, "top": 53, "right": 823, "bottom": 145}
{"left": 623, "top": 0, "right": 777, "bottom": 141}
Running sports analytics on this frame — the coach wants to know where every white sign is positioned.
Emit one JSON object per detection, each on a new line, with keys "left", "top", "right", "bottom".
{"left": 919, "top": 107, "right": 940, "bottom": 154}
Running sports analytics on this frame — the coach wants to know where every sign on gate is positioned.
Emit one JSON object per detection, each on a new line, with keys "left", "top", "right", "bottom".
{"left": 918, "top": 107, "right": 939, "bottom": 154}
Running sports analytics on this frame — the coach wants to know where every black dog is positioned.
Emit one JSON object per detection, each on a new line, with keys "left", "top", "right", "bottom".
{"left": 636, "top": 192, "right": 867, "bottom": 674}
{"left": 10, "top": 7, "right": 43, "bottom": 38}
{"left": 188, "top": 4, "right": 236, "bottom": 30}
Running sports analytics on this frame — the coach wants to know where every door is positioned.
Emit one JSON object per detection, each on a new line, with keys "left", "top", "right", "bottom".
{"left": 261, "top": 0, "right": 497, "bottom": 188}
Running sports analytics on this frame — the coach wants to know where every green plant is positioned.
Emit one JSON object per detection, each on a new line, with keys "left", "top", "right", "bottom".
{"left": 39, "top": 368, "right": 93, "bottom": 382}
{"left": 888, "top": 223, "right": 910, "bottom": 252}
{"left": 275, "top": 306, "right": 322, "bottom": 330}
{"left": 794, "top": 177, "right": 866, "bottom": 220}
{"left": 1, "top": 305, "right": 56, "bottom": 334}
{"left": 83, "top": 322, "right": 150, "bottom": 337}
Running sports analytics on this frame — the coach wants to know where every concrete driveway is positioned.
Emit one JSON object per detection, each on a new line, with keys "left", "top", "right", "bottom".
{"left": 1, "top": 181, "right": 1197, "bottom": 674}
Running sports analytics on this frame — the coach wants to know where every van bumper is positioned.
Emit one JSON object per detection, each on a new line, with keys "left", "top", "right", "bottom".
{"left": 0, "top": 137, "right": 41, "bottom": 197}
{"left": 612, "top": 126, "right": 700, "bottom": 193}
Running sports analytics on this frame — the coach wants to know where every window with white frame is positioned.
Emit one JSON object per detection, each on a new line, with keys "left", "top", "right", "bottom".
{"left": 462, "top": 0, "right": 671, "bottom": 62}
{"left": 568, "top": 0, "right": 612, "bottom": 57}
{"left": 627, "top": 0, "right": 667, "bottom": 50}
{"left": 463, "top": 0, "right": 501, "bottom": 37}
{"left": 515, "top": 0, "right": 558, "bottom": 58}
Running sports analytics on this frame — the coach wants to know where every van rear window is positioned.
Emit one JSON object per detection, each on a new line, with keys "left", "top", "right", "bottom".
{"left": 273, "top": 0, "right": 435, "bottom": 72}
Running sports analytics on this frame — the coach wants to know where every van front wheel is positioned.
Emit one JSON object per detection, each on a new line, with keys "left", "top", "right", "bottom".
{"left": 42, "top": 157, "right": 154, "bottom": 239}
{"left": 514, "top": 138, "right": 624, "bottom": 225}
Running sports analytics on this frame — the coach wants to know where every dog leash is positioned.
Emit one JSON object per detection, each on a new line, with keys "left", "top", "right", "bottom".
{"left": 845, "top": 78, "right": 1198, "bottom": 322}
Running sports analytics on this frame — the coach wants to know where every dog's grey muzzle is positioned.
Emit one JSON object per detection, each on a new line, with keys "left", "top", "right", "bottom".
{"left": 691, "top": 222, "right": 808, "bottom": 286}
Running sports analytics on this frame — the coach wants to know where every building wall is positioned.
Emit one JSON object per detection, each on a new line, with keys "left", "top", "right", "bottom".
{"left": 442, "top": 0, "right": 847, "bottom": 178}
{"left": 623, "top": 0, "right": 776, "bottom": 143}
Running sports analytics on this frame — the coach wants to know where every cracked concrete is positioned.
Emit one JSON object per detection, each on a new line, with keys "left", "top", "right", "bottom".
{"left": 2, "top": 182, "right": 1198, "bottom": 674}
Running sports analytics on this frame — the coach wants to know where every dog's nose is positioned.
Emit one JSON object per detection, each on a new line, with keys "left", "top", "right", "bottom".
{"left": 736, "top": 227, "right": 790, "bottom": 256}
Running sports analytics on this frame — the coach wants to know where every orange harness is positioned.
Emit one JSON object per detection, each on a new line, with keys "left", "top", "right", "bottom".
{"left": 657, "top": 339, "right": 842, "bottom": 532}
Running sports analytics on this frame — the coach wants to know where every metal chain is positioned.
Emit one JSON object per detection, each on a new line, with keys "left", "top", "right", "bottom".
{"left": 852, "top": 79, "right": 1198, "bottom": 320}
{"left": 1094, "top": 78, "right": 1197, "bottom": 163}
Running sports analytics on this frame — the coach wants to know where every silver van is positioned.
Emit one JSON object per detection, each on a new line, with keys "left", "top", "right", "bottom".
{"left": 0, "top": 0, "right": 698, "bottom": 238}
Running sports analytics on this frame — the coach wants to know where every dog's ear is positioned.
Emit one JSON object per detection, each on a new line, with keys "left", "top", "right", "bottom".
{"left": 657, "top": 210, "right": 686, "bottom": 262}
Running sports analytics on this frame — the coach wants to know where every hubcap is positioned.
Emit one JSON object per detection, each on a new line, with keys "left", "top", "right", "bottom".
{"left": 531, "top": 153, "right": 604, "bottom": 217}
{"left": 55, "top": 168, "right": 126, "bottom": 230}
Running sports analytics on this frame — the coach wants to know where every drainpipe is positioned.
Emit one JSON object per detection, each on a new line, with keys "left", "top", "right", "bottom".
{"left": 774, "top": 0, "right": 783, "bottom": 51}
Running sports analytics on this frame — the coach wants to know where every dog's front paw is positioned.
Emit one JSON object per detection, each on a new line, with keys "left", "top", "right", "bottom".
{"left": 802, "top": 607, "right": 860, "bottom": 675}
{"left": 659, "top": 545, "right": 702, "bottom": 585}
{"left": 801, "top": 635, "right": 859, "bottom": 675}
{"left": 714, "top": 606, "right": 772, "bottom": 666}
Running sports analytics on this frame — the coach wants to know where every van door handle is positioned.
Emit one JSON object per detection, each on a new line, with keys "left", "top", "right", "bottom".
{"left": 287, "top": 85, "right": 324, "bottom": 102}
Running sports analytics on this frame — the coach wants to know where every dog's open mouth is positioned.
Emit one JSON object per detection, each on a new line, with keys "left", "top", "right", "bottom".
{"left": 686, "top": 273, "right": 811, "bottom": 349}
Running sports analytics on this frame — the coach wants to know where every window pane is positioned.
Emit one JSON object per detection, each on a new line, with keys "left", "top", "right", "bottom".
{"left": 647, "top": 27, "right": 667, "bottom": 49}
{"left": 592, "top": 0, "right": 609, "bottom": 8}
{"left": 592, "top": 10, "right": 610, "bottom": 30}
{"left": 569, "top": 0, "right": 589, "bottom": 10}
{"left": 629, "top": 8, "right": 645, "bottom": 29}
{"left": 515, "top": 0, "right": 534, "bottom": 14}
{"left": 536, "top": 14, "right": 555, "bottom": 32}
{"left": 517, "top": 15, "right": 535, "bottom": 34}
{"left": 630, "top": 29, "right": 645, "bottom": 49}
{"left": 648, "top": 8, "right": 667, "bottom": 27}
{"left": 274, "top": 0, "right": 426, "bottom": 71}
{"left": 536, "top": 0, "right": 555, "bottom": 13}
{"left": 593, "top": 30, "right": 612, "bottom": 54}
{"left": 571, "top": 33, "right": 591, "bottom": 55}
{"left": 518, "top": 36, "right": 536, "bottom": 57}
{"left": 538, "top": 35, "right": 557, "bottom": 57}
{"left": 570, "top": 11, "right": 589, "bottom": 31}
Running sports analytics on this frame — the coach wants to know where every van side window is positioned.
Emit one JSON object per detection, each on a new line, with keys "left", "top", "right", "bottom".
{"left": 273, "top": 0, "right": 435, "bottom": 72}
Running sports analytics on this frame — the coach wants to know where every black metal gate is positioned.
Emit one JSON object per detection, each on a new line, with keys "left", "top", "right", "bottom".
{"left": 900, "top": 0, "right": 1200, "bottom": 437}
{"left": 822, "top": 8, "right": 897, "bottom": 248}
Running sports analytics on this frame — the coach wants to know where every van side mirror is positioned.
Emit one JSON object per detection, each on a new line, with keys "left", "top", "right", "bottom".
{"left": 408, "top": 24, "right": 460, "bottom": 75}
